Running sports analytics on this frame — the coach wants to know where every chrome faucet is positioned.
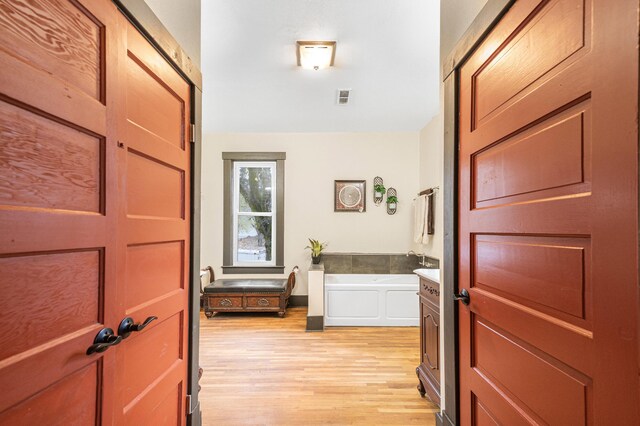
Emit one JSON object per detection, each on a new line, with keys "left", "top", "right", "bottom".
{"left": 422, "top": 259, "right": 437, "bottom": 268}
{"left": 407, "top": 251, "right": 436, "bottom": 268}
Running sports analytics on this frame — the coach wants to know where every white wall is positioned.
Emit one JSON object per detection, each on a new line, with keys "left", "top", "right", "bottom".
{"left": 413, "top": 0, "right": 489, "bottom": 262}
{"left": 416, "top": 89, "right": 444, "bottom": 261}
{"left": 144, "top": 0, "right": 201, "bottom": 66}
{"left": 201, "top": 132, "right": 421, "bottom": 295}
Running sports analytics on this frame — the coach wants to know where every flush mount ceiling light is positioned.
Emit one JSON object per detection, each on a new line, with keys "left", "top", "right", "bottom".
{"left": 296, "top": 41, "right": 336, "bottom": 70}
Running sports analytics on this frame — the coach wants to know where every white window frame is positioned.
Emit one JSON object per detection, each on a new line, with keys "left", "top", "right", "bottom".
{"left": 232, "top": 161, "right": 277, "bottom": 267}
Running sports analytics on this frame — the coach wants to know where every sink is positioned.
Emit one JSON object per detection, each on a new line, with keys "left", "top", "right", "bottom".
{"left": 413, "top": 268, "right": 440, "bottom": 284}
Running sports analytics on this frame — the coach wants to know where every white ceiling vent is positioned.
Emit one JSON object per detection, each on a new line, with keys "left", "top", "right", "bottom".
{"left": 337, "top": 89, "right": 351, "bottom": 105}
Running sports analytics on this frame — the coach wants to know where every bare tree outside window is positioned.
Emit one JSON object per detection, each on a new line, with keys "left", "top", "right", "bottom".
{"left": 236, "top": 165, "right": 274, "bottom": 262}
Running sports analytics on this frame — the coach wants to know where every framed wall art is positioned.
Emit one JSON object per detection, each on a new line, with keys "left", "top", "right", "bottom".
{"left": 334, "top": 180, "right": 366, "bottom": 212}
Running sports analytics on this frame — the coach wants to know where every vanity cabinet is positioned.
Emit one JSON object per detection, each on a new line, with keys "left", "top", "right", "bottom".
{"left": 417, "top": 276, "right": 441, "bottom": 407}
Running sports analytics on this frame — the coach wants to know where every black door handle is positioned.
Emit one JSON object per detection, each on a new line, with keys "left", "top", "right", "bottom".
{"left": 118, "top": 316, "right": 158, "bottom": 339}
{"left": 86, "top": 327, "right": 122, "bottom": 355}
{"left": 453, "top": 288, "right": 470, "bottom": 306}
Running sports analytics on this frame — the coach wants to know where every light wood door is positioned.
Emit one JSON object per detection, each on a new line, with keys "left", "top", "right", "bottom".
{"left": 113, "top": 19, "right": 191, "bottom": 426}
{"left": 458, "top": 0, "right": 638, "bottom": 424}
{"left": 0, "top": 1, "right": 191, "bottom": 424}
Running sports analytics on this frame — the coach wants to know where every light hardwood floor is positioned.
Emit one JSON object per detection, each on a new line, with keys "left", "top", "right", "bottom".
{"left": 199, "top": 307, "right": 438, "bottom": 425}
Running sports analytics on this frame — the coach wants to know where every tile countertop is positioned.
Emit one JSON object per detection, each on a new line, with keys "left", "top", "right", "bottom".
{"left": 413, "top": 268, "right": 440, "bottom": 284}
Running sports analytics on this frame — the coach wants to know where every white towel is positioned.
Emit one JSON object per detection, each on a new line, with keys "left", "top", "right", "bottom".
{"left": 413, "top": 195, "right": 427, "bottom": 243}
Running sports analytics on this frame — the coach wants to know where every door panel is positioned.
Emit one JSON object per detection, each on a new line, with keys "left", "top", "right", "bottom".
{"left": 126, "top": 150, "right": 185, "bottom": 219}
{"left": 0, "top": 100, "right": 104, "bottom": 213}
{"left": 0, "top": 363, "right": 99, "bottom": 425}
{"left": 114, "top": 20, "right": 190, "bottom": 426}
{"left": 458, "top": 0, "right": 638, "bottom": 424}
{"left": 473, "top": 104, "right": 590, "bottom": 208}
{"left": 474, "top": 234, "right": 590, "bottom": 325}
{"left": 473, "top": 0, "right": 587, "bottom": 126}
{"left": 0, "top": 0, "right": 104, "bottom": 101}
{"left": 422, "top": 304, "right": 439, "bottom": 375}
{"left": 126, "top": 56, "right": 185, "bottom": 148}
{"left": 473, "top": 318, "right": 589, "bottom": 425}
{"left": 0, "top": 250, "right": 102, "bottom": 361}
{"left": 126, "top": 241, "right": 185, "bottom": 309}
{"left": 122, "top": 313, "right": 183, "bottom": 403}
{"left": 472, "top": 396, "right": 500, "bottom": 426}
{"left": 0, "top": 0, "right": 117, "bottom": 422}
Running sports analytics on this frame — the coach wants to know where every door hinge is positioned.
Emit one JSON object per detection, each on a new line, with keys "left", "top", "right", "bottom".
{"left": 186, "top": 394, "right": 200, "bottom": 417}
{"left": 186, "top": 394, "right": 193, "bottom": 415}
{"left": 189, "top": 123, "right": 196, "bottom": 144}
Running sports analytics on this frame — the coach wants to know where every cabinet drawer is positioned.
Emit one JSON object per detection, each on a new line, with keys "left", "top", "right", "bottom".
{"left": 208, "top": 296, "right": 242, "bottom": 309}
{"left": 245, "top": 296, "right": 280, "bottom": 309}
{"left": 420, "top": 277, "right": 440, "bottom": 306}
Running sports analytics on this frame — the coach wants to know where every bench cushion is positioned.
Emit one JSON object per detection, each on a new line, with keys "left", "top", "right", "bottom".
{"left": 203, "top": 279, "right": 287, "bottom": 294}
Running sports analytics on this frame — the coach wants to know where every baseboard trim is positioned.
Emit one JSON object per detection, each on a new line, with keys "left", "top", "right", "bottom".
{"left": 435, "top": 412, "right": 443, "bottom": 426}
{"left": 289, "top": 295, "right": 308, "bottom": 307}
{"left": 306, "top": 315, "right": 324, "bottom": 331}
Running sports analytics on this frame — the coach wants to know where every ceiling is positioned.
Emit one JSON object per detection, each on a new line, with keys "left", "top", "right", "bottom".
{"left": 201, "top": 0, "right": 440, "bottom": 133}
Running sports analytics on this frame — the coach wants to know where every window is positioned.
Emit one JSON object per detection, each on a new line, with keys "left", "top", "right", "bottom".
{"left": 233, "top": 162, "right": 276, "bottom": 265}
{"left": 222, "top": 153, "right": 285, "bottom": 274}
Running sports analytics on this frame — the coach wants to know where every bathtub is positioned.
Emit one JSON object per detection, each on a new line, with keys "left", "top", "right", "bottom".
{"left": 324, "top": 274, "right": 419, "bottom": 326}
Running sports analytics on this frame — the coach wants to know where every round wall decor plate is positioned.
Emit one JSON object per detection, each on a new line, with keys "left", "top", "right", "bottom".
{"left": 338, "top": 185, "right": 362, "bottom": 208}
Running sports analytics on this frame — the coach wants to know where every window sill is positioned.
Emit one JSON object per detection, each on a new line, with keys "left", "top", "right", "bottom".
{"left": 222, "top": 266, "right": 285, "bottom": 274}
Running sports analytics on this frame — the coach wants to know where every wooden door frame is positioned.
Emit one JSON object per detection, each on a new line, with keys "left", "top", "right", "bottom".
{"left": 110, "top": 2, "right": 203, "bottom": 425}
{"left": 440, "top": 2, "right": 516, "bottom": 425}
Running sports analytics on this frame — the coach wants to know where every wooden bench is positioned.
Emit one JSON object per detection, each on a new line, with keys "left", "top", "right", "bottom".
{"left": 203, "top": 267, "right": 298, "bottom": 318}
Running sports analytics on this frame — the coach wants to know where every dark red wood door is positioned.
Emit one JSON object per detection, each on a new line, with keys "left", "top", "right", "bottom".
{"left": 0, "top": 0, "right": 119, "bottom": 423}
{"left": 0, "top": 1, "right": 191, "bottom": 424}
{"left": 458, "top": 0, "right": 638, "bottom": 424}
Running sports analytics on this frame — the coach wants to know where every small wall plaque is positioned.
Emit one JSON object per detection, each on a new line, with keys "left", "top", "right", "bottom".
{"left": 334, "top": 180, "right": 366, "bottom": 212}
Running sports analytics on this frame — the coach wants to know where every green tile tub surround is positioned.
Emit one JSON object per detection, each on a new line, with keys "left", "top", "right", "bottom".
{"left": 352, "top": 255, "right": 390, "bottom": 274}
{"left": 322, "top": 253, "right": 439, "bottom": 274}
{"left": 322, "top": 254, "right": 353, "bottom": 274}
{"left": 390, "top": 255, "right": 423, "bottom": 274}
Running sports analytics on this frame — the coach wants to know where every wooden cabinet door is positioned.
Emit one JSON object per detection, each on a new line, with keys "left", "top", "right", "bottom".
{"left": 458, "top": 0, "right": 638, "bottom": 424}
{"left": 0, "top": 0, "right": 119, "bottom": 423}
{"left": 419, "top": 293, "right": 440, "bottom": 407}
{"left": 421, "top": 300, "right": 440, "bottom": 384}
{"left": 0, "top": 1, "right": 191, "bottom": 424}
